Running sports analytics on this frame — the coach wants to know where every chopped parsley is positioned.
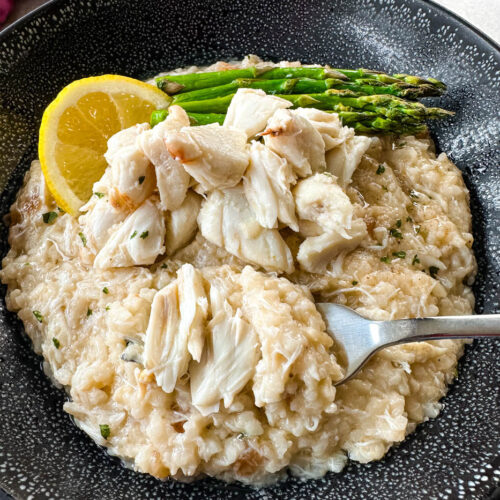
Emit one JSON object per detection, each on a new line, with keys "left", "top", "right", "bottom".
{"left": 429, "top": 266, "right": 439, "bottom": 279}
{"left": 395, "top": 141, "right": 407, "bottom": 149}
{"left": 87, "top": 308, "right": 93, "bottom": 317}
{"left": 382, "top": 185, "right": 388, "bottom": 192}
{"left": 130, "top": 230, "right": 138, "bottom": 239}
{"left": 140, "top": 230, "right": 149, "bottom": 239}
{"left": 32, "top": 310, "right": 43, "bottom": 323}
{"left": 138, "top": 176, "right": 145, "bottom": 185}
{"left": 57, "top": 207, "right": 65, "bottom": 213}
{"left": 99, "top": 424, "right": 110, "bottom": 439}
{"left": 392, "top": 251, "right": 406, "bottom": 259}
{"left": 406, "top": 216, "right": 413, "bottom": 223}
{"left": 412, "top": 254, "right": 420, "bottom": 265}
{"left": 102, "top": 287, "right": 109, "bottom": 294}
{"left": 380, "top": 256, "right": 391, "bottom": 264}
{"left": 105, "top": 306, "right": 110, "bottom": 311}
{"left": 352, "top": 280, "right": 359, "bottom": 286}
{"left": 52, "top": 337, "right": 60, "bottom": 349}
{"left": 376, "top": 164, "right": 385, "bottom": 175}
{"left": 161, "top": 263, "right": 168, "bottom": 269}
{"left": 78, "top": 232, "right": 87, "bottom": 246}
{"left": 396, "top": 219, "right": 402, "bottom": 228}
{"left": 389, "top": 228, "right": 403, "bottom": 240}
{"left": 42, "top": 211, "right": 58, "bottom": 224}
{"left": 94, "top": 192, "right": 105, "bottom": 198}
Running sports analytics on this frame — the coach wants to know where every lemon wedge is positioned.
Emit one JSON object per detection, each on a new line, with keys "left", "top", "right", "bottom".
{"left": 39, "top": 75, "right": 171, "bottom": 215}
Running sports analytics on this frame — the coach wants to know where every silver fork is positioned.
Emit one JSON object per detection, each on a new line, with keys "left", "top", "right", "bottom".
{"left": 317, "top": 303, "right": 500, "bottom": 385}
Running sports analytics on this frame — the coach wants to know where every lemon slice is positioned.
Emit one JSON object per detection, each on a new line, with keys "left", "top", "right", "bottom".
{"left": 39, "top": 75, "right": 171, "bottom": 215}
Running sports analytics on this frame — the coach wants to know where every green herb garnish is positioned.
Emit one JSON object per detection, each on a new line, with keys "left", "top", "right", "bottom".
{"left": 130, "top": 231, "right": 137, "bottom": 239}
{"left": 42, "top": 212, "right": 58, "bottom": 224}
{"left": 412, "top": 254, "right": 420, "bottom": 265}
{"left": 78, "top": 232, "right": 87, "bottom": 246}
{"left": 52, "top": 337, "right": 60, "bottom": 349}
{"left": 396, "top": 219, "right": 402, "bottom": 228}
{"left": 140, "top": 231, "right": 149, "bottom": 239}
{"left": 392, "top": 251, "right": 406, "bottom": 259}
{"left": 389, "top": 228, "right": 403, "bottom": 239}
{"left": 380, "top": 256, "right": 391, "bottom": 264}
{"left": 87, "top": 308, "right": 92, "bottom": 317}
{"left": 33, "top": 310, "right": 43, "bottom": 323}
{"left": 94, "top": 192, "right": 105, "bottom": 198}
{"left": 99, "top": 424, "right": 110, "bottom": 439}
{"left": 376, "top": 164, "right": 385, "bottom": 175}
{"left": 429, "top": 266, "right": 439, "bottom": 279}
{"left": 352, "top": 280, "right": 358, "bottom": 286}
{"left": 103, "top": 287, "right": 109, "bottom": 294}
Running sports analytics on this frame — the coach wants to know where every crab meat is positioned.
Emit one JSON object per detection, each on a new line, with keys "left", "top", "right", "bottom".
{"left": 262, "top": 108, "right": 326, "bottom": 177}
{"left": 293, "top": 108, "right": 352, "bottom": 151}
{"left": 293, "top": 173, "right": 367, "bottom": 272}
{"left": 165, "top": 190, "right": 202, "bottom": 255}
{"left": 198, "top": 186, "right": 294, "bottom": 274}
{"left": 294, "top": 173, "right": 354, "bottom": 236}
{"left": 105, "top": 124, "right": 156, "bottom": 210}
{"left": 326, "top": 135, "right": 373, "bottom": 188}
{"left": 297, "top": 219, "right": 368, "bottom": 273}
{"left": 224, "top": 88, "right": 292, "bottom": 138}
{"left": 137, "top": 106, "right": 191, "bottom": 211}
{"left": 94, "top": 198, "right": 165, "bottom": 269}
{"left": 190, "top": 281, "right": 258, "bottom": 416}
{"left": 144, "top": 264, "right": 208, "bottom": 392}
{"left": 243, "top": 141, "right": 298, "bottom": 231}
{"left": 164, "top": 123, "right": 249, "bottom": 192}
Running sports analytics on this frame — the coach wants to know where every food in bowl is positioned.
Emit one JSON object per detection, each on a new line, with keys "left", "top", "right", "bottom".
{"left": 0, "top": 55, "right": 476, "bottom": 485}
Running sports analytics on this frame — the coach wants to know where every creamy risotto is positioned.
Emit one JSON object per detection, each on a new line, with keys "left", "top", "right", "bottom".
{"left": 0, "top": 57, "right": 477, "bottom": 485}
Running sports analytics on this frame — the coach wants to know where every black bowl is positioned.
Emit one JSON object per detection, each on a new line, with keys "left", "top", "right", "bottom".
{"left": 0, "top": 0, "right": 499, "bottom": 498}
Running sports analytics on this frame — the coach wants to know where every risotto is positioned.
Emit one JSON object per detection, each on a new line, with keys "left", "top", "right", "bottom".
{"left": 0, "top": 57, "right": 477, "bottom": 485}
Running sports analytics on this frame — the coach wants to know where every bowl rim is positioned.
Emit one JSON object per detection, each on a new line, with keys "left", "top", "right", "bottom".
{"left": 1, "top": 0, "right": 499, "bottom": 55}
{"left": 0, "top": 1, "right": 499, "bottom": 499}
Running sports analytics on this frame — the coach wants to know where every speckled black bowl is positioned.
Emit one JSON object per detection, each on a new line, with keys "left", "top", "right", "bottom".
{"left": 0, "top": 0, "right": 499, "bottom": 498}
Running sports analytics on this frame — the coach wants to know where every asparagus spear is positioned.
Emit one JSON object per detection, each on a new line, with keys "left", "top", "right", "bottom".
{"left": 336, "top": 68, "right": 446, "bottom": 93}
{"left": 156, "top": 68, "right": 258, "bottom": 94}
{"left": 187, "top": 112, "right": 225, "bottom": 125}
{"left": 258, "top": 66, "right": 348, "bottom": 80}
{"left": 275, "top": 92, "right": 453, "bottom": 120}
{"left": 174, "top": 91, "right": 452, "bottom": 122}
{"left": 151, "top": 108, "right": 426, "bottom": 135}
{"left": 393, "top": 73, "right": 447, "bottom": 91}
{"left": 173, "top": 77, "right": 442, "bottom": 103}
{"left": 172, "top": 78, "right": 298, "bottom": 103}
{"left": 177, "top": 94, "right": 236, "bottom": 113}
{"left": 156, "top": 65, "right": 447, "bottom": 97}
{"left": 150, "top": 108, "right": 225, "bottom": 127}
{"left": 150, "top": 109, "right": 168, "bottom": 127}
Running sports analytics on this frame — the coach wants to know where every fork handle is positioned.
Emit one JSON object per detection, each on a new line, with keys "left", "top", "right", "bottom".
{"left": 390, "top": 314, "right": 500, "bottom": 342}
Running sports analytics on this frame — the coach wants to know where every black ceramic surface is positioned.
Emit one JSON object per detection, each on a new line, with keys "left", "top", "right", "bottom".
{"left": 0, "top": 0, "right": 499, "bottom": 498}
